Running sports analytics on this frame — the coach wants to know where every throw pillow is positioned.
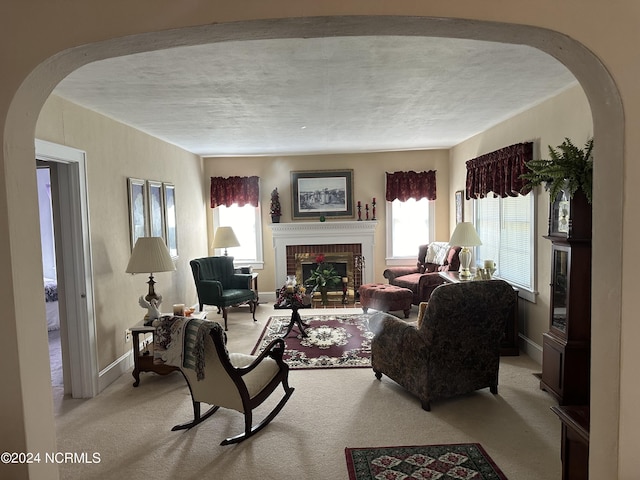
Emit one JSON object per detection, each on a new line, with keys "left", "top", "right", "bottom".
{"left": 425, "top": 243, "right": 440, "bottom": 264}
{"left": 433, "top": 244, "right": 450, "bottom": 265}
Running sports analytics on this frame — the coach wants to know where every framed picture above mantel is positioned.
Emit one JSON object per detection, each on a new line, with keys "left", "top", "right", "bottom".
{"left": 291, "top": 169, "right": 354, "bottom": 220}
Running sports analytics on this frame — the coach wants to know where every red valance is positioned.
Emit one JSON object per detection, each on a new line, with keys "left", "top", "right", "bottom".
{"left": 385, "top": 170, "right": 437, "bottom": 202}
{"left": 210, "top": 176, "right": 260, "bottom": 208}
{"left": 465, "top": 142, "right": 533, "bottom": 199}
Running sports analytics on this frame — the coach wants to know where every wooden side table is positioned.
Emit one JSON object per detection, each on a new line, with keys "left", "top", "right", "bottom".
{"left": 438, "top": 271, "right": 520, "bottom": 355}
{"left": 130, "top": 311, "right": 207, "bottom": 387}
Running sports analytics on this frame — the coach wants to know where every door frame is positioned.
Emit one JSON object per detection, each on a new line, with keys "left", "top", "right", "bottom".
{"left": 36, "top": 139, "right": 98, "bottom": 398}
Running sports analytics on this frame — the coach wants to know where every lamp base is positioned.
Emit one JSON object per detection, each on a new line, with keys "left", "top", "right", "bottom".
{"left": 458, "top": 247, "right": 473, "bottom": 280}
{"left": 459, "top": 269, "right": 474, "bottom": 280}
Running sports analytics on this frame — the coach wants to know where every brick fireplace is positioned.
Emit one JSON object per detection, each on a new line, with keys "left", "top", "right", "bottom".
{"left": 270, "top": 221, "right": 377, "bottom": 290}
{"left": 290, "top": 247, "right": 360, "bottom": 291}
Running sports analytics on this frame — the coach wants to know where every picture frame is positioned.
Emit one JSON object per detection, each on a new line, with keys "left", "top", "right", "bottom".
{"left": 127, "top": 177, "right": 148, "bottom": 249}
{"left": 291, "top": 169, "right": 354, "bottom": 219}
{"left": 147, "top": 180, "right": 165, "bottom": 240}
{"left": 163, "top": 183, "right": 178, "bottom": 258}
{"left": 455, "top": 190, "right": 464, "bottom": 224}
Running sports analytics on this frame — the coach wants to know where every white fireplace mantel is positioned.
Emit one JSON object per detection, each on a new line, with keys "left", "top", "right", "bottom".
{"left": 270, "top": 221, "right": 377, "bottom": 286}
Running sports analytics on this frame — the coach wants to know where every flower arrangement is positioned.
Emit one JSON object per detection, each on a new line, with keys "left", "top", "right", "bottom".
{"left": 304, "top": 254, "right": 342, "bottom": 304}
{"left": 275, "top": 277, "right": 308, "bottom": 308}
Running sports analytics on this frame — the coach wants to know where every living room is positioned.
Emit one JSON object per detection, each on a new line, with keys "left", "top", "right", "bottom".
{"left": 36, "top": 78, "right": 591, "bottom": 390}
{"left": 4, "top": 5, "right": 636, "bottom": 480}
{"left": 33, "top": 70, "right": 593, "bottom": 478}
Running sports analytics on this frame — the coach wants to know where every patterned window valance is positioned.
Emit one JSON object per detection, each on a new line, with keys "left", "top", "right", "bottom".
{"left": 385, "top": 170, "right": 437, "bottom": 202}
{"left": 465, "top": 142, "right": 533, "bottom": 199}
{"left": 210, "top": 176, "right": 260, "bottom": 208}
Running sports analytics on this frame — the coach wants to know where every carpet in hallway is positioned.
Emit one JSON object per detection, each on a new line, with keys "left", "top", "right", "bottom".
{"left": 345, "top": 443, "right": 508, "bottom": 480}
{"left": 251, "top": 313, "right": 372, "bottom": 369}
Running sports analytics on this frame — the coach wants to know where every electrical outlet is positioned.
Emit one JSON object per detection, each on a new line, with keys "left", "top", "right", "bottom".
{"left": 125, "top": 330, "right": 131, "bottom": 343}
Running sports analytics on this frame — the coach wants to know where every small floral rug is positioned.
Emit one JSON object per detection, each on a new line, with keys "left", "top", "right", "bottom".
{"left": 251, "top": 313, "right": 373, "bottom": 369}
{"left": 345, "top": 444, "right": 509, "bottom": 480}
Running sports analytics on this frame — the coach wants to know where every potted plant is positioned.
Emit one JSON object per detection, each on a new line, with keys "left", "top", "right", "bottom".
{"left": 520, "top": 137, "right": 594, "bottom": 204}
{"left": 270, "top": 187, "right": 282, "bottom": 223}
{"left": 304, "top": 254, "right": 342, "bottom": 305}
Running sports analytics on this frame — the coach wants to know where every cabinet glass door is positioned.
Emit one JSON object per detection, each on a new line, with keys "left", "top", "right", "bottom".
{"left": 551, "top": 248, "right": 569, "bottom": 333}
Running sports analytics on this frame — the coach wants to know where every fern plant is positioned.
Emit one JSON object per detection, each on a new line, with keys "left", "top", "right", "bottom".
{"left": 521, "top": 137, "right": 594, "bottom": 204}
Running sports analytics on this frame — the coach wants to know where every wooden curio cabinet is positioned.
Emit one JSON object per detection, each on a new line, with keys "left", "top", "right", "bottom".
{"left": 540, "top": 190, "right": 592, "bottom": 406}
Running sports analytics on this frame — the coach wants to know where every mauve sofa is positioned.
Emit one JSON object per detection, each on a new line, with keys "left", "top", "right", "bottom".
{"left": 382, "top": 242, "right": 461, "bottom": 305}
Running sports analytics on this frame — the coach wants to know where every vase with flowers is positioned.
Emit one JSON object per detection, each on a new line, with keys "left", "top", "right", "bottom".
{"left": 304, "top": 253, "right": 342, "bottom": 306}
{"left": 275, "top": 276, "right": 308, "bottom": 308}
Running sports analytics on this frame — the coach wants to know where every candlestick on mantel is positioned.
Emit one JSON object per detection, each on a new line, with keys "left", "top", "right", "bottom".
{"left": 371, "top": 197, "right": 377, "bottom": 221}
{"left": 357, "top": 202, "right": 362, "bottom": 221}
{"left": 365, "top": 204, "right": 369, "bottom": 220}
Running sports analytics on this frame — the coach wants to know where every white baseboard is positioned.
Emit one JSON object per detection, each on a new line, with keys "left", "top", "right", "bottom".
{"left": 98, "top": 350, "right": 133, "bottom": 393}
{"left": 259, "top": 291, "right": 277, "bottom": 303}
{"left": 519, "top": 334, "right": 543, "bottom": 364}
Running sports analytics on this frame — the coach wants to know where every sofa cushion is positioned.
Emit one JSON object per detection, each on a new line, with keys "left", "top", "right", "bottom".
{"left": 425, "top": 242, "right": 450, "bottom": 265}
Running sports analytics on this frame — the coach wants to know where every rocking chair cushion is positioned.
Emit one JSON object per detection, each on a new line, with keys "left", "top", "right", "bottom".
{"left": 229, "top": 353, "right": 282, "bottom": 396}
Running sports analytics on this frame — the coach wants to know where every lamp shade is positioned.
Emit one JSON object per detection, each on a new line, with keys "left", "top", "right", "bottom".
{"left": 126, "top": 237, "right": 176, "bottom": 274}
{"left": 212, "top": 226, "right": 240, "bottom": 249}
{"left": 449, "top": 222, "right": 482, "bottom": 247}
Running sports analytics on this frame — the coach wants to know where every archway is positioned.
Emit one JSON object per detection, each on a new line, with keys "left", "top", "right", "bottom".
{"left": 4, "top": 16, "right": 622, "bottom": 477}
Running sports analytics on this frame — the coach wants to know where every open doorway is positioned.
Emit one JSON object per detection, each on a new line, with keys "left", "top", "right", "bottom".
{"left": 36, "top": 139, "right": 99, "bottom": 400}
{"left": 36, "top": 164, "right": 64, "bottom": 399}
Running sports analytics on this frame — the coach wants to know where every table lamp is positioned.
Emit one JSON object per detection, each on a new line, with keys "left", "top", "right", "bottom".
{"left": 126, "top": 236, "right": 176, "bottom": 308}
{"left": 449, "top": 222, "right": 482, "bottom": 280}
{"left": 212, "top": 226, "right": 240, "bottom": 256}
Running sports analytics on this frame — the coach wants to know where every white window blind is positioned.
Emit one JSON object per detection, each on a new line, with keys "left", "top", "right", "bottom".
{"left": 474, "top": 193, "right": 535, "bottom": 292}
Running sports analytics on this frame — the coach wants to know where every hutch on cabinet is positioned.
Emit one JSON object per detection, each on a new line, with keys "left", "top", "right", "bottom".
{"left": 540, "top": 190, "right": 592, "bottom": 405}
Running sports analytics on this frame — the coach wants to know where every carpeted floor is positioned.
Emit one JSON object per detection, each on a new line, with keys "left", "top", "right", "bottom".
{"left": 345, "top": 443, "right": 508, "bottom": 480}
{"left": 49, "top": 328, "right": 63, "bottom": 386}
{"left": 251, "top": 312, "right": 373, "bottom": 369}
{"left": 53, "top": 303, "right": 561, "bottom": 480}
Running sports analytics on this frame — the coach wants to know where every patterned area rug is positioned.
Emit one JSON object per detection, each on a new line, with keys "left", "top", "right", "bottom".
{"left": 251, "top": 313, "right": 373, "bottom": 369}
{"left": 345, "top": 444, "right": 509, "bottom": 480}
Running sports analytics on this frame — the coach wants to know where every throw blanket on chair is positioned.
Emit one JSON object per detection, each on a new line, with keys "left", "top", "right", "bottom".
{"left": 154, "top": 316, "right": 221, "bottom": 380}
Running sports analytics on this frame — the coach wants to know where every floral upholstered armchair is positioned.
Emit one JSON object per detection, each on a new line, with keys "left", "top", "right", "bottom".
{"left": 382, "top": 242, "right": 461, "bottom": 305}
{"left": 369, "top": 280, "right": 517, "bottom": 411}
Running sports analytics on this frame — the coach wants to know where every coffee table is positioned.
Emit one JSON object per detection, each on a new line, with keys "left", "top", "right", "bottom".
{"left": 274, "top": 304, "right": 310, "bottom": 338}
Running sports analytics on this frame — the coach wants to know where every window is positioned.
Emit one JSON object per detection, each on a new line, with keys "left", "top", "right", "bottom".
{"left": 474, "top": 193, "right": 536, "bottom": 299}
{"left": 213, "top": 203, "right": 263, "bottom": 268}
{"left": 386, "top": 198, "right": 434, "bottom": 262}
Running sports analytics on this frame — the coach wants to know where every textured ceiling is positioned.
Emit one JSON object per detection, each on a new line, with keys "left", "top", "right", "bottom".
{"left": 53, "top": 36, "right": 577, "bottom": 157}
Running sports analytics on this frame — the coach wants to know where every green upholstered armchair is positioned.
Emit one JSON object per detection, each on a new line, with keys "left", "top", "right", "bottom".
{"left": 370, "top": 280, "right": 516, "bottom": 411}
{"left": 190, "top": 256, "right": 257, "bottom": 330}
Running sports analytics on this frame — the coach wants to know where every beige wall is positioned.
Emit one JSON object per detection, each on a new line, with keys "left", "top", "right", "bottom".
{"left": 0, "top": 3, "right": 633, "bottom": 479}
{"left": 205, "top": 150, "right": 450, "bottom": 294}
{"left": 450, "top": 84, "right": 593, "bottom": 352}
{"left": 36, "top": 95, "right": 208, "bottom": 371}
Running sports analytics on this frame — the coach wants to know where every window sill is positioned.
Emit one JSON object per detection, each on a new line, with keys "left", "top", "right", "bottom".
{"left": 385, "top": 257, "right": 418, "bottom": 267}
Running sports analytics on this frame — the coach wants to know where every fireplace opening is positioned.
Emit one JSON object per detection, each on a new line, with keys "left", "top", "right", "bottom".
{"left": 295, "top": 252, "right": 357, "bottom": 305}
{"left": 295, "top": 252, "right": 353, "bottom": 291}
{"left": 300, "top": 261, "right": 348, "bottom": 292}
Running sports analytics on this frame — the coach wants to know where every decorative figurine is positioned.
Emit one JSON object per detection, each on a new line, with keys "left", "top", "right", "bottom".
{"left": 139, "top": 295, "right": 162, "bottom": 325}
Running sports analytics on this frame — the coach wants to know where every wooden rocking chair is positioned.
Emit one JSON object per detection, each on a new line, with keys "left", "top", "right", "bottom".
{"left": 172, "top": 321, "right": 294, "bottom": 445}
